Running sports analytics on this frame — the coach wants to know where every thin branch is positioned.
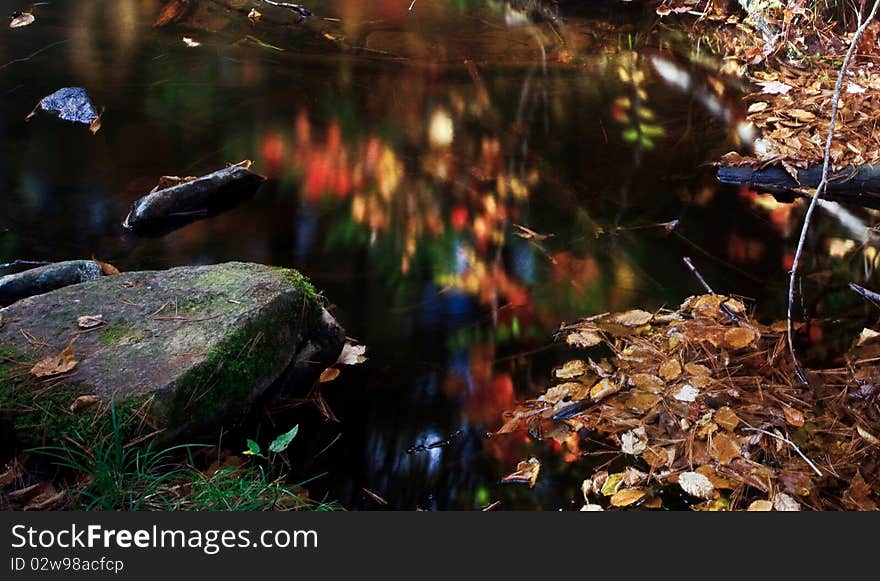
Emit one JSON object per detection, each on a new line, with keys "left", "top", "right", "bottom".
{"left": 744, "top": 427, "right": 823, "bottom": 476}
{"left": 787, "top": 0, "right": 880, "bottom": 384}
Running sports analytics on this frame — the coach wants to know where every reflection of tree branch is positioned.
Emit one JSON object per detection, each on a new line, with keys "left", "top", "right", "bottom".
{"left": 0, "top": 40, "right": 68, "bottom": 71}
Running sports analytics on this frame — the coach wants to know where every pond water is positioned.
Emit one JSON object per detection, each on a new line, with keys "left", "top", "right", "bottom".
{"left": 1, "top": 0, "right": 853, "bottom": 509}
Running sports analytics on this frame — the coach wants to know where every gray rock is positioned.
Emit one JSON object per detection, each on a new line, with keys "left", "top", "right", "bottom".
{"left": 0, "top": 260, "right": 103, "bottom": 307}
{"left": 0, "top": 262, "right": 341, "bottom": 446}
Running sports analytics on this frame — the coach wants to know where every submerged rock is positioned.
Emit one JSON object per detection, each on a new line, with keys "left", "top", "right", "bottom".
{"left": 0, "top": 260, "right": 103, "bottom": 307}
{"left": 0, "top": 262, "right": 342, "bottom": 446}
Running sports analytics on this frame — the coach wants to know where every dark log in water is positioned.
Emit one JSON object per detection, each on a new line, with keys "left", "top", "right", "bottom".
{"left": 123, "top": 161, "right": 265, "bottom": 236}
{"left": 716, "top": 164, "right": 880, "bottom": 209}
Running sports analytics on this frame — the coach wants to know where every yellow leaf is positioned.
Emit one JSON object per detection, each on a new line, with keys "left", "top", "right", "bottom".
{"left": 610, "top": 309, "right": 653, "bottom": 327}
{"left": 610, "top": 488, "right": 646, "bottom": 507}
{"left": 659, "top": 358, "right": 681, "bottom": 381}
{"left": 724, "top": 326, "right": 757, "bottom": 349}
{"left": 747, "top": 500, "right": 773, "bottom": 511}
{"left": 319, "top": 367, "right": 341, "bottom": 383}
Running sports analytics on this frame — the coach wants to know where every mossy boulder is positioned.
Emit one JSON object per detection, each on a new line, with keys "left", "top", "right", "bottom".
{"left": 0, "top": 262, "right": 343, "bottom": 448}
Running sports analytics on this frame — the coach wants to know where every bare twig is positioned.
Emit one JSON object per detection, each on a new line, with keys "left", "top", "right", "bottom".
{"left": 744, "top": 427, "right": 823, "bottom": 476}
{"left": 849, "top": 282, "right": 880, "bottom": 306}
{"left": 682, "top": 256, "right": 740, "bottom": 323}
{"left": 787, "top": 0, "right": 880, "bottom": 384}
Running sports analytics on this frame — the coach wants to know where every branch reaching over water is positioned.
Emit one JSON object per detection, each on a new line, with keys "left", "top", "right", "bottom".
{"left": 787, "top": 0, "right": 880, "bottom": 384}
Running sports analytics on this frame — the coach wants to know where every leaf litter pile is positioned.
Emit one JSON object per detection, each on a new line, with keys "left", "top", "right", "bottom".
{"left": 496, "top": 294, "right": 880, "bottom": 510}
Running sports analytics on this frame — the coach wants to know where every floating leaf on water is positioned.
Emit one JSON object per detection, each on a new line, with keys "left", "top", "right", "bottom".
{"left": 610, "top": 309, "right": 653, "bottom": 327}
{"left": 26, "top": 87, "right": 99, "bottom": 129}
{"left": 69, "top": 395, "right": 102, "bottom": 413}
{"left": 319, "top": 367, "right": 341, "bottom": 383}
{"left": 502, "top": 458, "right": 540, "bottom": 488}
{"left": 622, "top": 467, "right": 647, "bottom": 487}
{"left": 77, "top": 315, "right": 104, "bottom": 329}
{"left": 714, "top": 406, "right": 740, "bottom": 431}
{"left": 337, "top": 343, "right": 367, "bottom": 365}
{"left": 182, "top": 36, "right": 201, "bottom": 47}
{"left": 782, "top": 405, "right": 805, "bottom": 427}
{"left": 566, "top": 329, "right": 603, "bottom": 348}
{"left": 672, "top": 384, "right": 699, "bottom": 402}
{"left": 9, "top": 11, "right": 34, "bottom": 28}
{"left": 772, "top": 492, "right": 801, "bottom": 511}
{"left": 590, "top": 377, "right": 619, "bottom": 401}
{"left": 747, "top": 499, "right": 773, "bottom": 511}
{"left": 580, "top": 504, "right": 604, "bottom": 511}
{"left": 724, "top": 326, "right": 757, "bottom": 349}
{"left": 610, "top": 488, "right": 646, "bottom": 507}
{"left": 555, "top": 359, "right": 588, "bottom": 379}
{"left": 678, "top": 471, "right": 716, "bottom": 499}
{"left": 659, "top": 358, "right": 682, "bottom": 381}
{"left": 30, "top": 338, "right": 78, "bottom": 378}
{"left": 621, "top": 427, "right": 648, "bottom": 455}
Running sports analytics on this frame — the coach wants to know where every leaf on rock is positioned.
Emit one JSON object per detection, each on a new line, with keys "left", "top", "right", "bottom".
{"left": 69, "top": 395, "right": 102, "bottom": 412}
{"left": 678, "top": 471, "right": 717, "bottom": 499}
{"left": 337, "top": 343, "right": 367, "bottom": 365}
{"left": 76, "top": 315, "right": 104, "bottom": 329}
{"left": 502, "top": 458, "right": 540, "bottom": 488}
{"left": 93, "top": 258, "right": 119, "bottom": 275}
{"left": 30, "top": 338, "right": 78, "bottom": 378}
{"left": 9, "top": 11, "right": 34, "bottom": 28}
{"left": 610, "top": 488, "right": 646, "bottom": 507}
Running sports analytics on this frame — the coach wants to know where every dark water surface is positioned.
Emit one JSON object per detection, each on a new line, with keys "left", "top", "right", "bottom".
{"left": 1, "top": 1, "right": 815, "bottom": 509}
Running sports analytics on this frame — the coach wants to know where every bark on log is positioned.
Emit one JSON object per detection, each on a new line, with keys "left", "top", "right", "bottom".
{"left": 716, "top": 164, "right": 880, "bottom": 209}
{"left": 0, "top": 260, "right": 103, "bottom": 307}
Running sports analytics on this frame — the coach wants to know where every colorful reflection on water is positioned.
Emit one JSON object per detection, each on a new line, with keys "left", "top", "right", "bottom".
{"left": 1, "top": 0, "right": 844, "bottom": 509}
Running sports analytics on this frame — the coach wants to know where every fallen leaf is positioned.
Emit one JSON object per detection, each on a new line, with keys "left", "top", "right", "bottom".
{"left": 30, "top": 338, "right": 78, "bottom": 378}
{"left": 248, "top": 8, "right": 262, "bottom": 21}
{"left": 566, "top": 329, "right": 603, "bottom": 348}
{"left": 709, "top": 432, "right": 742, "bottom": 464}
{"left": 337, "top": 343, "right": 367, "bottom": 365}
{"left": 685, "top": 363, "right": 711, "bottom": 376}
{"left": 77, "top": 315, "right": 104, "bottom": 329}
{"left": 758, "top": 80, "right": 792, "bottom": 95}
{"left": 182, "top": 36, "right": 201, "bottom": 47}
{"left": 747, "top": 101, "right": 768, "bottom": 113}
{"left": 641, "top": 447, "right": 668, "bottom": 469}
{"left": 319, "top": 367, "right": 340, "bottom": 383}
{"left": 600, "top": 472, "right": 624, "bottom": 496}
{"left": 747, "top": 499, "right": 773, "bottom": 511}
{"left": 590, "top": 377, "right": 619, "bottom": 401}
{"left": 555, "top": 359, "right": 588, "bottom": 379}
{"left": 154, "top": 0, "right": 190, "bottom": 27}
{"left": 620, "top": 427, "right": 648, "bottom": 455}
{"left": 659, "top": 358, "right": 682, "bottom": 381}
{"left": 856, "top": 425, "right": 879, "bottom": 445}
{"left": 772, "top": 492, "right": 800, "bottom": 511}
{"left": 610, "top": 488, "right": 646, "bottom": 507}
{"left": 714, "top": 407, "right": 740, "bottom": 431}
{"left": 782, "top": 405, "right": 805, "bottom": 427}
{"left": 724, "top": 326, "right": 757, "bottom": 349}
{"left": 26, "top": 87, "right": 99, "bottom": 128}
{"left": 501, "top": 458, "right": 540, "bottom": 488}
{"left": 672, "top": 384, "right": 699, "bottom": 402}
{"left": 9, "top": 11, "right": 34, "bottom": 28}
{"left": 580, "top": 504, "right": 604, "bottom": 511}
{"left": 630, "top": 373, "right": 664, "bottom": 391}
{"left": 610, "top": 309, "right": 653, "bottom": 327}
{"left": 847, "top": 81, "right": 866, "bottom": 94}
{"left": 69, "top": 395, "right": 102, "bottom": 412}
{"left": 786, "top": 109, "right": 816, "bottom": 122}
{"left": 856, "top": 328, "right": 880, "bottom": 346}
{"left": 678, "top": 471, "right": 716, "bottom": 499}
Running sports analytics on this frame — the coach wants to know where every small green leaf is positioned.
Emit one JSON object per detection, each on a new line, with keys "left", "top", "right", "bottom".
{"left": 269, "top": 425, "right": 299, "bottom": 453}
{"left": 243, "top": 439, "right": 261, "bottom": 456}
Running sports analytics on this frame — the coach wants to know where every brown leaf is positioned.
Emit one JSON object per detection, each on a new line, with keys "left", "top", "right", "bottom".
{"left": 319, "top": 367, "right": 341, "bottom": 383}
{"left": 610, "top": 309, "right": 653, "bottom": 327}
{"left": 589, "top": 377, "right": 619, "bottom": 401}
{"left": 93, "top": 257, "right": 119, "bottom": 275}
{"left": 566, "top": 329, "right": 603, "bottom": 348}
{"left": 709, "top": 432, "right": 742, "bottom": 465}
{"left": 69, "top": 395, "right": 102, "bottom": 412}
{"left": 714, "top": 407, "right": 740, "bottom": 432}
{"left": 30, "top": 338, "right": 78, "bottom": 378}
{"left": 555, "top": 359, "right": 588, "bottom": 379}
{"left": 9, "top": 12, "right": 35, "bottom": 28}
{"left": 747, "top": 499, "right": 773, "bottom": 511}
{"left": 610, "top": 488, "right": 646, "bottom": 507}
{"left": 501, "top": 458, "right": 540, "bottom": 488}
{"left": 641, "top": 447, "right": 668, "bottom": 469}
{"left": 629, "top": 373, "right": 664, "bottom": 392}
{"left": 782, "top": 404, "right": 805, "bottom": 427}
{"left": 724, "top": 326, "right": 757, "bottom": 349}
{"left": 659, "top": 358, "right": 682, "bottom": 381}
{"left": 154, "top": 0, "right": 190, "bottom": 27}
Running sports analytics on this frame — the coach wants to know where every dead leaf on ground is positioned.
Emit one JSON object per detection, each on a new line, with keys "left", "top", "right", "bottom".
{"left": 30, "top": 338, "right": 78, "bottom": 378}
{"left": 758, "top": 80, "right": 792, "bottom": 94}
{"left": 567, "top": 329, "right": 603, "bottom": 348}
{"left": 69, "top": 395, "right": 102, "bottom": 413}
{"left": 610, "top": 309, "right": 653, "bottom": 327}
{"left": 610, "top": 488, "right": 647, "bottom": 507}
{"left": 248, "top": 8, "right": 262, "bottom": 22}
{"left": 724, "top": 326, "right": 757, "bottom": 349}
{"left": 77, "top": 315, "right": 104, "bottom": 329}
{"left": 677, "top": 471, "right": 717, "bottom": 499}
{"left": 782, "top": 405, "right": 805, "bottom": 427}
{"left": 555, "top": 359, "right": 588, "bottom": 379}
{"left": 747, "top": 499, "right": 773, "bottom": 511}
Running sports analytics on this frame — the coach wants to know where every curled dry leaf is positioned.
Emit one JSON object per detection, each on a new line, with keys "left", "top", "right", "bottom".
{"left": 93, "top": 258, "right": 120, "bottom": 275}
{"left": 337, "top": 343, "right": 367, "bottom": 365}
{"left": 501, "top": 458, "right": 540, "bottom": 488}
{"left": 77, "top": 315, "right": 104, "bottom": 330}
{"left": 758, "top": 80, "right": 792, "bottom": 95}
{"left": 69, "top": 395, "right": 102, "bottom": 412}
{"left": 9, "top": 11, "right": 34, "bottom": 28}
{"left": 677, "top": 471, "right": 716, "bottom": 499}
{"left": 610, "top": 488, "right": 647, "bottom": 507}
{"left": 30, "top": 338, "right": 78, "bottom": 378}
{"left": 856, "top": 425, "right": 879, "bottom": 446}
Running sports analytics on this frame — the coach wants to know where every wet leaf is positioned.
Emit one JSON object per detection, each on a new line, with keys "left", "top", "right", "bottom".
{"left": 9, "top": 11, "right": 34, "bottom": 28}
{"left": 77, "top": 315, "right": 104, "bottom": 329}
{"left": 555, "top": 359, "right": 588, "bottom": 379}
{"left": 30, "top": 338, "right": 78, "bottom": 378}
{"left": 620, "top": 427, "right": 648, "bottom": 455}
{"left": 610, "top": 309, "right": 653, "bottom": 327}
{"left": 724, "top": 326, "right": 757, "bottom": 349}
{"left": 672, "top": 384, "right": 699, "bottom": 402}
{"left": 642, "top": 447, "right": 668, "bottom": 469}
{"left": 677, "top": 471, "right": 716, "bottom": 499}
{"left": 269, "top": 425, "right": 299, "bottom": 453}
{"left": 589, "top": 377, "right": 619, "bottom": 401}
{"left": 69, "top": 395, "right": 102, "bottom": 413}
{"left": 714, "top": 407, "right": 740, "bottom": 431}
{"left": 610, "top": 488, "right": 646, "bottom": 507}
{"left": 502, "top": 458, "right": 540, "bottom": 488}
{"left": 782, "top": 405, "right": 805, "bottom": 427}
{"left": 319, "top": 367, "right": 341, "bottom": 383}
{"left": 566, "top": 329, "right": 603, "bottom": 348}
{"left": 747, "top": 499, "right": 773, "bottom": 511}
{"left": 709, "top": 432, "right": 741, "bottom": 465}
{"left": 600, "top": 472, "right": 624, "bottom": 496}
{"left": 624, "top": 391, "right": 661, "bottom": 414}
{"left": 337, "top": 343, "right": 367, "bottom": 365}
